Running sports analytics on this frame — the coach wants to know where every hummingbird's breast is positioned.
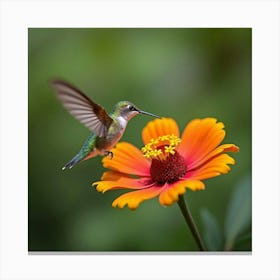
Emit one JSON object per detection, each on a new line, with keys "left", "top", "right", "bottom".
{"left": 95, "top": 120, "right": 126, "bottom": 152}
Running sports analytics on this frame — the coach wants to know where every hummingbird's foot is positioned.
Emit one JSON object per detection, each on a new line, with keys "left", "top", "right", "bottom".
{"left": 105, "top": 151, "right": 114, "bottom": 159}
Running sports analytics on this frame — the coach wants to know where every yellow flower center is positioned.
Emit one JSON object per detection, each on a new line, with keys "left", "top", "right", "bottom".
{"left": 141, "top": 135, "right": 187, "bottom": 185}
{"left": 141, "top": 135, "right": 181, "bottom": 160}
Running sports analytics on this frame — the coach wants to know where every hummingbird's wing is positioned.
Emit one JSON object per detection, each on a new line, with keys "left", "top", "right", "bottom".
{"left": 52, "top": 80, "right": 113, "bottom": 137}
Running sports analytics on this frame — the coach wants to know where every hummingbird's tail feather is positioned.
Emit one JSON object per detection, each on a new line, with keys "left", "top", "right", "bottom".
{"left": 61, "top": 134, "right": 99, "bottom": 170}
{"left": 62, "top": 154, "right": 84, "bottom": 170}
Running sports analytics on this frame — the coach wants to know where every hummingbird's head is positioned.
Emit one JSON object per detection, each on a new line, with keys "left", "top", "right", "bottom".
{"left": 114, "top": 101, "right": 160, "bottom": 121}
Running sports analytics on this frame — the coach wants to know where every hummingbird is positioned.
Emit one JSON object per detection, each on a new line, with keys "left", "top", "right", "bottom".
{"left": 51, "top": 79, "right": 160, "bottom": 170}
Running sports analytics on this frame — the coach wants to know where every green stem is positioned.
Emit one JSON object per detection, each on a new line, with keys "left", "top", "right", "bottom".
{"left": 177, "top": 195, "right": 206, "bottom": 251}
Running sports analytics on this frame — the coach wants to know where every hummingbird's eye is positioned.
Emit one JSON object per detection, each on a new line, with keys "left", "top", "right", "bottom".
{"left": 128, "top": 105, "right": 135, "bottom": 111}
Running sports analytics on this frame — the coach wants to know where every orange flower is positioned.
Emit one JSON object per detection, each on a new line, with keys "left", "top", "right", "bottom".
{"left": 93, "top": 118, "right": 239, "bottom": 210}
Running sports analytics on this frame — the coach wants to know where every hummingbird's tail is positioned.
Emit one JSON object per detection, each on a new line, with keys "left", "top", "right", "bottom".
{"left": 62, "top": 154, "right": 84, "bottom": 170}
{"left": 62, "top": 134, "right": 99, "bottom": 170}
{"left": 62, "top": 147, "right": 99, "bottom": 170}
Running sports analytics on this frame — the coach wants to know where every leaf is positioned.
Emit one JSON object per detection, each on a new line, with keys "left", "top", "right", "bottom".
{"left": 200, "top": 208, "right": 223, "bottom": 251}
{"left": 224, "top": 175, "right": 252, "bottom": 250}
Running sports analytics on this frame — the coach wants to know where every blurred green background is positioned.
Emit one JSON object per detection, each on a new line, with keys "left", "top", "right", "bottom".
{"left": 28, "top": 28, "right": 251, "bottom": 251}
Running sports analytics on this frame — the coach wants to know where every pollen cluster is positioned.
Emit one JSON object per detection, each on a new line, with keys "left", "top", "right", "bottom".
{"left": 141, "top": 135, "right": 181, "bottom": 161}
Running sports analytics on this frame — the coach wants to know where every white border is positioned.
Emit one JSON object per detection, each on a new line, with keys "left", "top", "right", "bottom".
{"left": 1, "top": 0, "right": 279, "bottom": 279}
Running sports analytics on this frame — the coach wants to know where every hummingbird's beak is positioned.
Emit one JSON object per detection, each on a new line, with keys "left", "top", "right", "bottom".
{"left": 138, "top": 110, "right": 161, "bottom": 119}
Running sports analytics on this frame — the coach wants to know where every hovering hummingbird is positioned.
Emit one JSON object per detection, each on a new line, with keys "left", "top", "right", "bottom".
{"left": 52, "top": 79, "right": 160, "bottom": 170}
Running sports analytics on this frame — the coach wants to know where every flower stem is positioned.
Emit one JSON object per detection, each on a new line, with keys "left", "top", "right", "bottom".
{"left": 177, "top": 195, "right": 206, "bottom": 251}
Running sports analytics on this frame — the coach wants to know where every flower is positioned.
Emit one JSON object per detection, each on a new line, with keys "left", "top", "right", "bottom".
{"left": 93, "top": 118, "right": 239, "bottom": 210}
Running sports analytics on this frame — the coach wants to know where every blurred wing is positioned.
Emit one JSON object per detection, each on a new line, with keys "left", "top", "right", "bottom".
{"left": 52, "top": 80, "right": 113, "bottom": 137}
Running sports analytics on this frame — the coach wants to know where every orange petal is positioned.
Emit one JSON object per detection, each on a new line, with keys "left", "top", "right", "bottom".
{"left": 178, "top": 118, "right": 226, "bottom": 167}
{"left": 93, "top": 171, "right": 152, "bottom": 193}
{"left": 159, "top": 180, "right": 205, "bottom": 206}
{"left": 102, "top": 142, "right": 150, "bottom": 176}
{"left": 142, "top": 118, "right": 180, "bottom": 145}
{"left": 112, "top": 186, "right": 163, "bottom": 210}
{"left": 186, "top": 153, "right": 236, "bottom": 180}
{"left": 188, "top": 143, "right": 239, "bottom": 170}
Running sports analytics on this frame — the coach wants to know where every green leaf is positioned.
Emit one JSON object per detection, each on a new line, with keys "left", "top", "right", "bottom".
{"left": 224, "top": 175, "right": 252, "bottom": 250}
{"left": 200, "top": 208, "right": 223, "bottom": 251}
